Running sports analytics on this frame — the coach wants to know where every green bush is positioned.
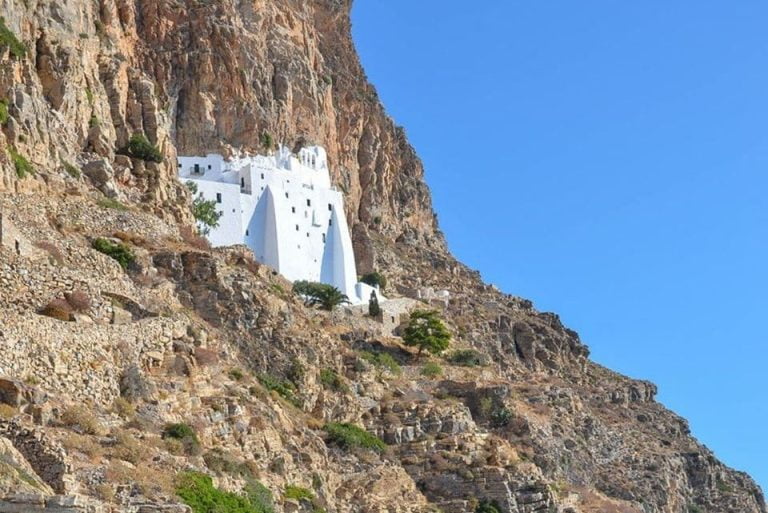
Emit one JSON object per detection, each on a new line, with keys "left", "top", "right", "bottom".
{"left": 319, "top": 368, "right": 348, "bottom": 393}
{"left": 123, "top": 133, "right": 163, "bottom": 162}
{"left": 323, "top": 422, "right": 386, "bottom": 452}
{"left": 403, "top": 310, "right": 451, "bottom": 356}
{"left": 0, "top": 17, "right": 26, "bottom": 59}
{"left": 7, "top": 147, "right": 33, "bottom": 179}
{"left": 176, "top": 472, "right": 269, "bottom": 513}
{"left": 163, "top": 423, "right": 200, "bottom": 455}
{"left": 0, "top": 99, "right": 8, "bottom": 124}
{"left": 201, "top": 451, "right": 275, "bottom": 513}
{"left": 420, "top": 362, "right": 443, "bottom": 378}
{"left": 97, "top": 197, "right": 128, "bottom": 211}
{"left": 475, "top": 500, "right": 501, "bottom": 513}
{"left": 359, "top": 271, "right": 387, "bottom": 291}
{"left": 283, "top": 485, "right": 313, "bottom": 502}
{"left": 358, "top": 351, "right": 401, "bottom": 377}
{"left": 258, "top": 374, "right": 300, "bottom": 407}
{"left": 490, "top": 407, "right": 512, "bottom": 428}
{"left": 446, "top": 349, "right": 487, "bottom": 367}
{"left": 91, "top": 238, "right": 135, "bottom": 269}
{"left": 62, "top": 160, "right": 81, "bottom": 179}
{"left": 368, "top": 290, "right": 381, "bottom": 317}
{"left": 261, "top": 132, "right": 273, "bottom": 150}
{"left": 228, "top": 368, "right": 245, "bottom": 381}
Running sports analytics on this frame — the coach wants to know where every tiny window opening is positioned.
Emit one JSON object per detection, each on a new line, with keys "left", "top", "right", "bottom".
{"left": 216, "top": 193, "right": 222, "bottom": 203}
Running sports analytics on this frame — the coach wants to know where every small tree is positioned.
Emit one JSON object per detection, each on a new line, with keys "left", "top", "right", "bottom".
{"left": 293, "top": 280, "right": 350, "bottom": 311}
{"left": 124, "top": 133, "right": 163, "bottom": 162}
{"left": 368, "top": 290, "right": 381, "bottom": 317}
{"left": 403, "top": 310, "right": 451, "bottom": 356}
{"left": 185, "top": 181, "right": 222, "bottom": 235}
{"left": 360, "top": 271, "right": 386, "bottom": 291}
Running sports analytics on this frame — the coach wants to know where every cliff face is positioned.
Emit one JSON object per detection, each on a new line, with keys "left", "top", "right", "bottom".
{"left": 0, "top": 2, "right": 764, "bottom": 513}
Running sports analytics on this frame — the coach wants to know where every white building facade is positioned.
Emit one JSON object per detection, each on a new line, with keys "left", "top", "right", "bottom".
{"left": 178, "top": 146, "right": 380, "bottom": 305}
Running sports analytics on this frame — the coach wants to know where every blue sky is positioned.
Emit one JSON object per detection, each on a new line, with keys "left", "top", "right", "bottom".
{"left": 352, "top": 1, "right": 767, "bottom": 492}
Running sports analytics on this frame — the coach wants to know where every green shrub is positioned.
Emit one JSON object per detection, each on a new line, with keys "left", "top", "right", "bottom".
{"left": 319, "top": 368, "right": 348, "bottom": 393}
{"left": 283, "top": 485, "right": 313, "bottom": 502}
{"left": 0, "top": 17, "right": 26, "bottom": 59}
{"left": 97, "top": 197, "right": 128, "bottom": 211}
{"left": 323, "top": 422, "right": 386, "bottom": 452}
{"left": 688, "top": 505, "right": 703, "bottom": 513}
{"left": 293, "top": 280, "right": 349, "bottom": 311}
{"left": 475, "top": 500, "right": 501, "bottom": 513}
{"left": 261, "top": 132, "right": 273, "bottom": 150}
{"left": 228, "top": 368, "right": 245, "bottom": 381}
{"left": 490, "top": 407, "right": 512, "bottom": 428}
{"left": 358, "top": 351, "right": 401, "bottom": 377}
{"left": 62, "top": 160, "right": 81, "bottom": 178}
{"left": 163, "top": 423, "right": 200, "bottom": 455}
{"left": 368, "top": 290, "right": 381, "bottom": 317}
{"left": 201, "top": 451, "right": 275, "bottom": 513}
{"left": 123, "top": 133, "right": 162, "bottom": 162}
{"left": 420, "top": 362, "right": 443, "bottom": 378}
{"left": 186, "top": 181, "right": 222, "bottom": 235}
{"left": 257, "top": 374, "right": 300, "bottom": 407}
{"left": 0, "top": 99, "right": 8, "bottom": 125}
{"left": 176, "top": 472, "right": 266, "bottom": 513}
{"left": 91, "top": 238, "right": 135, "bottom": 269}
{"left": 446, "top": 349, "right": 487, "bottom": 367}
{"left": 7, "top": 147, "right": 33, "bottom": 179}
{"left": 359, "top": 271, "right": 387, "bottom": 291}
{"left": 403, "top": 310, "right": 451, "bottom": 356}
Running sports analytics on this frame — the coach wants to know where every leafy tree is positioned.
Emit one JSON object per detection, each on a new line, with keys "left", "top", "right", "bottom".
{"left": 186, "top": 181, "right": 222, "bottom": 235}
{"left": 368, "top": 290, "right": 381, "bottom": 317}
{"left": 293, "top": 280, "right": 349, "bottom": 311}
{"left": 403, "top": 310, "right": 451, "bottom": 356}
{"left": 360, "top": 271, "right": 386, "bottom": 291}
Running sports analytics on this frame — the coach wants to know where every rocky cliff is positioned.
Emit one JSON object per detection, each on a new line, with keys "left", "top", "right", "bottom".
{"left": 0, "top": 1, "right": 764, "bottom": 513}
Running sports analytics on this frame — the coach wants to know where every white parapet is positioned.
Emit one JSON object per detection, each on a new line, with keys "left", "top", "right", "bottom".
{"left": 177, "top": 146, "right": 380, "bottom": 305}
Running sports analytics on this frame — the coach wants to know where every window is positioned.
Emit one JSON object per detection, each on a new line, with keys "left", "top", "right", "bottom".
{"left": 246, "top": 229, "right": 249, "bottom": 236}
{"left": 240, "top": 177, "right": 245, "bottom": 187}
{"left": 291, "top": 207, "right": 296, "bottom": 213}
{"left": 232, "top": 209, "right": 236, "bottom": 213}
{"left": 216, "top": 193, "right": 222, "bottom": 203}
{"left": 306, "top": 199, "right": 311, "bottom": 207}
{"left": 285, "top": 192, "right": 289, "bottom": 198}
{"left": 328, "top": 203, "right": 332, "bottom": 211}
{"left": 295, "top": 225, "right": 299, "bottom": 231}
{"left": 178, "top": 163, "right": 182, "bottom": 168}
{"left": 261, "top": 173, "right": 264, "bottom": 179}
{"left": 322, "top": 233, "right": 326, "bottom": 243}
{"left": 208, "top": 165, "right": 212, "bottom": 170}
{"left": 306, "top": 232, "right": 310, "bottom": 238}
{"left": 329, "top": 218, "right": 333, "bottom": 226}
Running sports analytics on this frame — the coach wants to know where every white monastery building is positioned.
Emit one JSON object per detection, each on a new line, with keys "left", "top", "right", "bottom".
{"left": 178, "top": 145, "right": 381, "bottom": 305}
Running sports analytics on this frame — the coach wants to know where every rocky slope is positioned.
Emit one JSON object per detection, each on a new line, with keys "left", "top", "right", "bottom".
{"left": 0, "top": 1, "right": 765, "bottom": 513}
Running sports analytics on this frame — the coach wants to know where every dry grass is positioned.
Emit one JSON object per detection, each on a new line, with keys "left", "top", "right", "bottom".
{"left": 35, "top": 241, "right": 65, "bottom": 265}
{"left": 64, "top": 289, "right": 92, "bottom": 312}
{"left": 39, "top": 298, "right": 73, "bottom": 321}
{"left": 0, "top": 404, "right": 17, "bottom": 419}
{"left": 105, "top": 460, "right": 174, "bottom": 497}
{"left": 60, "top": 432, "right": 103, "bottom": 462}
{"left": 194, "top": 347, "right": 219, "bottom": 366}
{"left": 60, "top": 405, "right": 105, "bottom": 435}
{"left": 109, "top": 429, "right": 149, "bottom": 464}
{"left": 180, "top": 225, "right": 211, "bottom": 250}
{"left": 111, "top": 397, "right": 135, "bottom": 419}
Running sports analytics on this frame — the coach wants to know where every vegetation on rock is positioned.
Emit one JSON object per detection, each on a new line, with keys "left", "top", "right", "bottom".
{"left": 283, "top": 485, "right": 314, "bottom": 502}
{"left": 323, "top": 422, "right": 386, "bottom": 452}
{"left": 162, "top": 423, "right": 201, "bottom": 455}
{"left": 7, "top": 146, "right": 33, "bottom": 178}
{"left": 319, "top": 368, "right": 348, "bottom": 393}
{"left": 0, "top": 17, "right": 26, "bottom": 58}
{"left": 446, "top": 349, "right": 487, "bottom": 367}
{"left": 403, "top": 310, "right": 451, "bottom": 355}
{"left": 359, "top": 271, "right": 387, "bottom": 291}
{"left": 358, "top": 350, "right": 401, "bottom": 377}
{"left": 122, "top": 133, "right": 163, "bottom": 163}
{"left": 368, "top": 290, "right": 381, "bottom": 317}
{"left": 91, "top": 237, "right": 135, "bottom": 269}
{"left": 176, "top": 472, "right": 272, "bottom": 513}
{"left": 420, "top": 361, "right": 443, "bottom": 378}
{"left": 0, "top": 99, "right": 8, "bottom": 124}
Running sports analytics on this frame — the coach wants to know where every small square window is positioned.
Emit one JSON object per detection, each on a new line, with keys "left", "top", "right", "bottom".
{"left": 178, "top": 163, "right": 182, "bottom": 168}
{"left": 329, "top": 218, "right": 333, "bottom": 226}
{"left": 208, "top": 165, "right": 212, "bottom": 170}
{"left": 322, "top": 233, "right": 326, "bottom": 243}
{"left": 306, "top": 232, "right": 310, "bottom": 238}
